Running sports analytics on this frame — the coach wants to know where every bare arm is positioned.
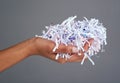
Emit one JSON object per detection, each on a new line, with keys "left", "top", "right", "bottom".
{"left": 0, "top": 38, "right": 35, "bottom": 72}
{"left": 0, "top": 37, "right": 93, "bottom": 72}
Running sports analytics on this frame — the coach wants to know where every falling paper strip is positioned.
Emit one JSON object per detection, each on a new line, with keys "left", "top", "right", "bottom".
{"left": 36, "top": 16, "right": 107, "bottom": 65}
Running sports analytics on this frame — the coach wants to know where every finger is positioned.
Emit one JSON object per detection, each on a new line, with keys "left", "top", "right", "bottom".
{"left": 48, "top": 53, "right": 67, "bottom": 64}
{"left": 68, "top": 38, "right": 93, "bottom": 63}
{"left": 67, "top": 52, "right": 84, "bottom": 62}
{"left": 67, "top": 55, "right": 83, "bottom": 62}
{"left": 53, "top": 44, "right": 79, "bottom": 54}
{"left": 83, "top": 38, "right": 94, "bottom": 52}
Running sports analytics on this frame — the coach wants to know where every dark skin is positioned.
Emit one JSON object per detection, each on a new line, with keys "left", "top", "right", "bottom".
{"left": 0, "top": 37, "right": 93, "bottom": 72}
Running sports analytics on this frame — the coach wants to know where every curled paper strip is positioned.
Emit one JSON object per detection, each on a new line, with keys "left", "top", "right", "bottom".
{"left": 36, "top": 16, "right": 107, "bottom": 65}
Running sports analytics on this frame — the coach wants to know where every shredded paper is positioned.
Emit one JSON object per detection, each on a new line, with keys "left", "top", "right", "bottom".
{"left": 36, "top": 16, "right": 107, "bottom": 65}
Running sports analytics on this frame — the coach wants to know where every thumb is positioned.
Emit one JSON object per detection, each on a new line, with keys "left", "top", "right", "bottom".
{"left": 83, "top": 38, "right": 94, "bottom": 52}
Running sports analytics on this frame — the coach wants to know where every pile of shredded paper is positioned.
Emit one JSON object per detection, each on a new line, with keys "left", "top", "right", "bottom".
{"left": 36, "top": 16, "right": 107, "bottom": 65}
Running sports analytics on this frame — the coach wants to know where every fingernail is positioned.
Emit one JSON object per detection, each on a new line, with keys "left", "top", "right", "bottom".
{"left": 72, "top": 47, "right": 79, "bottom": 53}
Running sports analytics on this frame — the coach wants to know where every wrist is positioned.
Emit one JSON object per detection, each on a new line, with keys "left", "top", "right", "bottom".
{"left": 27, "top": 37, "right": 55, "bottom": 56}
{"left": 25, "top": 37, "right": 38, "bottom": 56}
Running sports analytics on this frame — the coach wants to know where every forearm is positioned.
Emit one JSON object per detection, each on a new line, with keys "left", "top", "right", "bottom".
{"left": 0, "top": 38, "right": 36, "bottom": 72}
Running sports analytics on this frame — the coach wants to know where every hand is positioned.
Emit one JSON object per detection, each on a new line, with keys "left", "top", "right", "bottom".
{"left": 31, "top": 37, "right": 93, "bottom": 64}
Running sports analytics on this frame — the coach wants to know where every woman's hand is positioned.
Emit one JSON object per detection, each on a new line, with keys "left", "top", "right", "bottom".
{"left": 30, "top": 37, "right": 93, "bottom": 64}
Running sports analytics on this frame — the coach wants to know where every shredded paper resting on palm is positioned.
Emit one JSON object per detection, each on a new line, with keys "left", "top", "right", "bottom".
{"left": 36, "top": 16, "right": 107, "bottom": 65}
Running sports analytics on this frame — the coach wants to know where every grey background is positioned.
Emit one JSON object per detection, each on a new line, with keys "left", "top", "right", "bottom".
{"left": 0, "top": 0, "right": 120, "bottom": 83}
